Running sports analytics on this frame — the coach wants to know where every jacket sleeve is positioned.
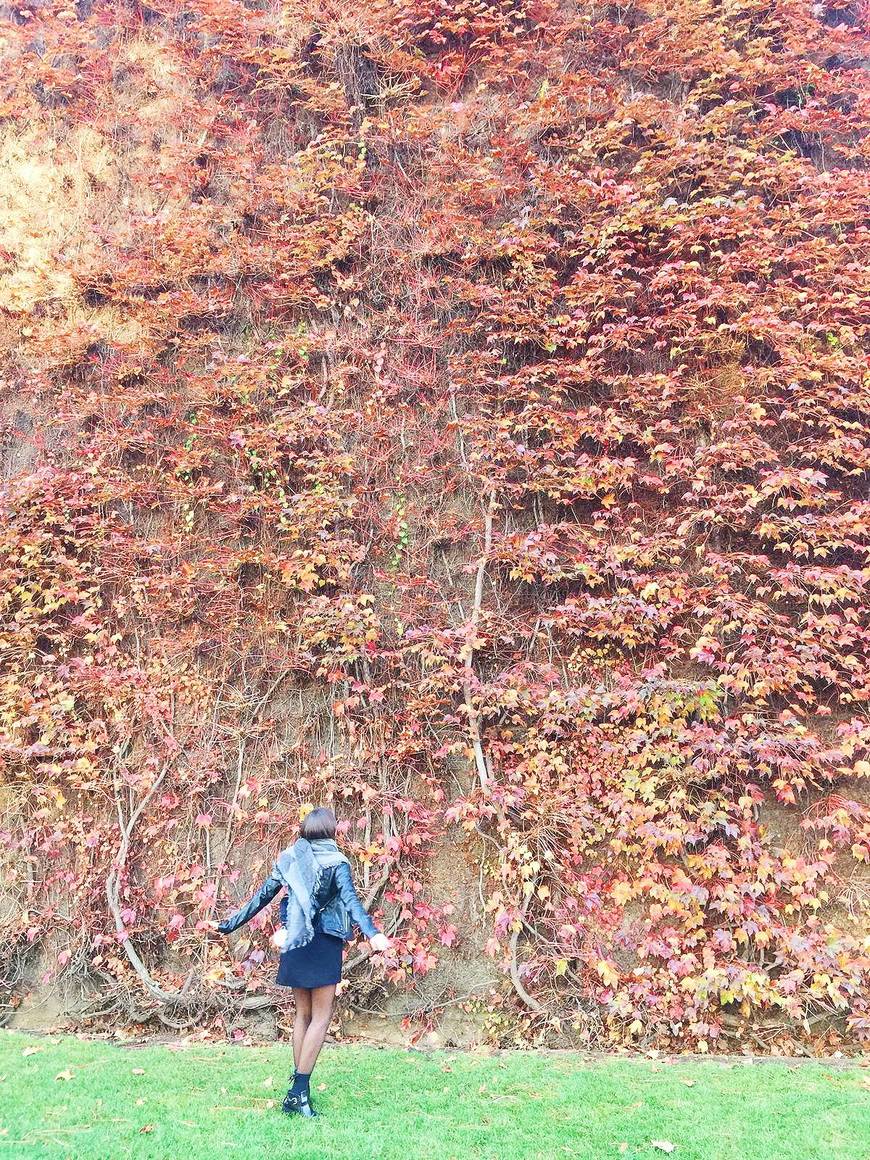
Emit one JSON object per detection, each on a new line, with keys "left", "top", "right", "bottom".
{"left": 217, "top": 874, "right": 283, "bottom": 934}
{"left": 335, "top": 861, "right": 380, "bottom": 939}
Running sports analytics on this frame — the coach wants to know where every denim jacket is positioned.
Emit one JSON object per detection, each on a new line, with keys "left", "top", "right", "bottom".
{"left": 218, "top": 861, "right": 379, "bottom": 942}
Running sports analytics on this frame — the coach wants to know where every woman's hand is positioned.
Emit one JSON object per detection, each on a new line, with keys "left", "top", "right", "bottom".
{"left": 271, "top": 927, "right": 291, "bottom": 950}
{"left": 369, "top": 932, "right": 391, "bottom": 953}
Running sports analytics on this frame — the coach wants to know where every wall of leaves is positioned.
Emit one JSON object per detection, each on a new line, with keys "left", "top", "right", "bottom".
{"left": 1, "top": 0, "right": 867, "bottom": 1050}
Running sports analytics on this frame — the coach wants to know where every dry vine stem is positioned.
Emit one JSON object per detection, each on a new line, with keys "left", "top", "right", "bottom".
{"left": 464, "top": 490, "right": 497, "bottom": 792}
{"left": 106, "top": 761, "right": 193, "bottom": 1005}
{"left": 509, "top": 878, "right": 544, "bottom": 1015}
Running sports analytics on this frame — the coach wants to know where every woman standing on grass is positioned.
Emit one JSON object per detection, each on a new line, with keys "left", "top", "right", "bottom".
{"left": 215, "top": 806, "right": 390, "bottom": 1118}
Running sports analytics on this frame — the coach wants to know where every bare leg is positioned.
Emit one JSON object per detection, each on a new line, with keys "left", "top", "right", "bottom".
{"left": 297, "top": 983, "right": 336, "bottom": 1075}
{"left": 292, "top": 988, "right": 312, "bottom": 1073}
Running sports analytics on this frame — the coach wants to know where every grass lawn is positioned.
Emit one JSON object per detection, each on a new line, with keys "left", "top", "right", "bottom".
{"left": 0, "top": 1030, "right": 867, "bottom": 1160}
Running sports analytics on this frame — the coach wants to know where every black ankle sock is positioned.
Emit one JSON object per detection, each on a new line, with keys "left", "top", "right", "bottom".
{"left": 290, "top": 1071, "right": 311, "bottom": 1096}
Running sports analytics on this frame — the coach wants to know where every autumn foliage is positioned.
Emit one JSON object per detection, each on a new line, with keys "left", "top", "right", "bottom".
{"left": 0, "top": 0, "right": 868, "bottom": 1051}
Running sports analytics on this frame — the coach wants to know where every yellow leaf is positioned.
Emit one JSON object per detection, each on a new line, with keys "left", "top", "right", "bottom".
{"left": 555, "top": 959, "right": 568, "bottom": 976}
{"left": 612, "top": 881, "right": 634, "bottom": 906}
{"left": 596, "top": 959, "right": 619, "bottom": 988}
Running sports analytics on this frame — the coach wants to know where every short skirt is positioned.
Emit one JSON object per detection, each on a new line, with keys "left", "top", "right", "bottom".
{"left": 275, "top": 928, "right": 344, "bottom": 989}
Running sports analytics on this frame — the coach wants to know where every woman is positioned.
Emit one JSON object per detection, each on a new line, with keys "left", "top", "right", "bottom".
{"left": 216, "top": 807, "right": 390, "bottom": 1118}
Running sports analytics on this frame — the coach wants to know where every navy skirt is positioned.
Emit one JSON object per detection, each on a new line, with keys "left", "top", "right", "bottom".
{"left": 275, "top": 929, "right": 344, "bottom": 989}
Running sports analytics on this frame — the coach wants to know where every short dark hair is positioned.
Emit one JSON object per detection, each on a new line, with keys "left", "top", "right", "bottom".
{"left": 300, "top": 806, "right": 337, "bottom": 841}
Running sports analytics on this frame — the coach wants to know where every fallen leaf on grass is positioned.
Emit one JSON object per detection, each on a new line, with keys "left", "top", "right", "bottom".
{"left": 139, "top": 1125, "right": 154, "bottom": 1135}
{"left": 317, "top": 1082, "right": 327, "bottom": 1092}
{"left": 261, "top": 1075, "right": 273, "bottom": 1088}
{"left": 54, "top": 1070, "right": 74, "bottom": 1082}
{"left": 265, "top": 1100, "right": 276, "bottom": 1110}
{"left": 22, "top": 1047, "right": 42, "bottom": 1057}
{"left": 131, "top": 1069, "right": 145, "bottom": 1076}
{"left": 680, "top": 1079, "right": 696, "bottom": 1087}
{"left": 651, "top": 1142, "right": 676, "bottom": 1153}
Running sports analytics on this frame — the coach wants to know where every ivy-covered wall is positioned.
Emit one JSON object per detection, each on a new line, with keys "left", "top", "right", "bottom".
{"left": 1, "top": 0, "right": 868, "bottom": 1051}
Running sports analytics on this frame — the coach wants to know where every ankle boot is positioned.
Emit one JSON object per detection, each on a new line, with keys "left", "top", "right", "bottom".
{"left": 282, "top": 1088, "right": 317, "bottom": 1117}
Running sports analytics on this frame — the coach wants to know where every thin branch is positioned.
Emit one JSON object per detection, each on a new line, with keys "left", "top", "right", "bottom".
{"left": 463, "top": 489, "right": 497, "bottom": 792}
{"left": 209, "top": 737, "right": 246, "bottom": 916}
{"left": 106, "top": 762, "right": 191, "bottom": 1004}
{"left": 508, "top": 881, "right": 543, "bottom": 1014}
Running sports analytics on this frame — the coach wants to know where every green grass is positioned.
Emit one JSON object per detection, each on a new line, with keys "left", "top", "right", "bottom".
{"left": 0, "top": 1030, "right": 867, "bottom": 1160}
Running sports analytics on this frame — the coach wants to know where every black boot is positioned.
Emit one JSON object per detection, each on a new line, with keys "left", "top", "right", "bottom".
{"left": 282, "top": 1089, "right": 317, "bottom": 1117}
{"left": 282, "top": 1071, "right": 316, "bottom": 1117}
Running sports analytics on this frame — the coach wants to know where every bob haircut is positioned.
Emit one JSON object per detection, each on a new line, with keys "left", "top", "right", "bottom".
{"left": 300, "top": 807, "right": 337, "bottom": 841}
